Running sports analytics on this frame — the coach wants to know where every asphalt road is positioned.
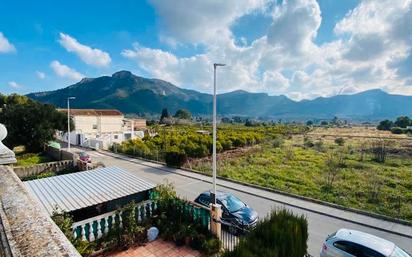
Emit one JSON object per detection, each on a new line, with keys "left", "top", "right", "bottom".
{"left": 77, "top": 148, "right": 412, "bottom": 256}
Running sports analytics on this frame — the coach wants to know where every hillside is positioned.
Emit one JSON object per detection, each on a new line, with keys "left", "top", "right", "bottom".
{"left": 27, "top": 71, "right": 412, "bottom": 120}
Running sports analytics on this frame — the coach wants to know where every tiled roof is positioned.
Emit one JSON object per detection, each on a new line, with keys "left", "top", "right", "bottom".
{"left": 58, "top": 109, "right": 123, "bottom": 116}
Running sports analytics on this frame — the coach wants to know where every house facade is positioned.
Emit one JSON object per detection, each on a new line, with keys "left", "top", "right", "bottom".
{"left": 58, "top": 109, "right": 146, "bottom": 149}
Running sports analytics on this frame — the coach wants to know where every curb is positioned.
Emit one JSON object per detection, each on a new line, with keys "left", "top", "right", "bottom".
{"left": 97, "top": 150, "right": 412, "bottom": 239}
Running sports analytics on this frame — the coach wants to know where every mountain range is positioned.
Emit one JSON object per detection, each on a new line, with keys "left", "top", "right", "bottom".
{"left": 27, "top": 71, "right": 412, "bottom": 121}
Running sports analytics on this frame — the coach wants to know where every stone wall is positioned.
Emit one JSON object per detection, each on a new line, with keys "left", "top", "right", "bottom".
{"left": 12, "top": 160, "right": 74, "bottom": 179}
{"left": 0, "top": 165, "right": 80, "bottom": 257}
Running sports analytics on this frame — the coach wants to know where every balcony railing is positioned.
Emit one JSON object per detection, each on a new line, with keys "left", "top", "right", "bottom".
{"left": 72, "top": 200, "right": 157, "bottom": 242}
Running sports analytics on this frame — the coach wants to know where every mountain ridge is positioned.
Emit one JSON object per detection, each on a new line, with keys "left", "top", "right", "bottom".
{"left": 27, "top": 71, "right": 412, "bottom": 121}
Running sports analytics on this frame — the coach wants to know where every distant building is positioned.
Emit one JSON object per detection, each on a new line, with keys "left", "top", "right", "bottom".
{"left": 58, "top": 109, "right": 146, "bottom": 149}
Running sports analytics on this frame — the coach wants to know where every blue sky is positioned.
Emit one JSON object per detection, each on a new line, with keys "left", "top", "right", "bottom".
{"left": 1, "top": 0, "right": 412, "bottom": 99}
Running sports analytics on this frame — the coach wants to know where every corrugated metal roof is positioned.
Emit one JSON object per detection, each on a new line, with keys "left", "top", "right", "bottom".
{"left": 24, "top": 167, "right": 155, "bottom": 215}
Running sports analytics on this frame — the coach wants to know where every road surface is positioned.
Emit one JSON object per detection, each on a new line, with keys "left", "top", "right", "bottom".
{"left": 75, "top": 148, "right": 412, "bottom": 256}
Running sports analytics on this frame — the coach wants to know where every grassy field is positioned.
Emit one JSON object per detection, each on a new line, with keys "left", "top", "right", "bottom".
{"left": 184, "top": 126, "right": 412, "bottom": 221}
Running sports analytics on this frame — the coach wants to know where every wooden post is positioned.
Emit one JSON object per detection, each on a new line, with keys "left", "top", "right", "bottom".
{"left": 210, "top": 203, "right": 222, "bottom": 239}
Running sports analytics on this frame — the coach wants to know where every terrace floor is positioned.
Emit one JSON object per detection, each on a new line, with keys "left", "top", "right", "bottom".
{"left": 101, "top": 239, "right": 203, "bottom": 257}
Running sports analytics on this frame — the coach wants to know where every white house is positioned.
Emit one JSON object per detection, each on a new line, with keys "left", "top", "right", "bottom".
{"left": 58, "top": 109, "right": 146, "bottom": 150}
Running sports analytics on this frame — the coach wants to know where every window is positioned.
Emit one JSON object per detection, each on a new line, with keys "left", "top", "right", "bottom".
{"left": 92, "top": 124, "right": 97, "bottom": 129}
{"left": 333, "top": 241, "right": 358, "bottom": 256}
{"left": 359, "top": 246, "right": 385, "bottom": 257}
{"left": 390, "top": 247, "right": 411, "bottom": 257}
{"left": 220, "top": 195, "right": 246, "bottom": 213}
{"left": 114, "top": 135, "right": 119, "bottom": 139}
{"left": 198, "top": 196, "right": 210, "bottom": 206}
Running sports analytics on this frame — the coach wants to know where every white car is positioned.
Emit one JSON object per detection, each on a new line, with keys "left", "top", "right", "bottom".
{"left": 320, "top": 229, "right": 411, "bottom": 257}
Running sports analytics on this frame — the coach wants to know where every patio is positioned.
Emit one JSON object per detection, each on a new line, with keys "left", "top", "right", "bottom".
{"left": 100, "top": 239, "right": 204, "bottom": 257}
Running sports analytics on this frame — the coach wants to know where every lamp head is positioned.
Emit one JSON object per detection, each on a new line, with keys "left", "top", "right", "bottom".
{"left": 68, "top": 96, "right": 76, "bottom": 100}
{"left": 214, "top": 63, "right": 226, "bottom": 68}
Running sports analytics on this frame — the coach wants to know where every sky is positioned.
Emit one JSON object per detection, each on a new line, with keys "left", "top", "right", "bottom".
{"left": 1, "top": 0, "right": 412, "bottom": 100}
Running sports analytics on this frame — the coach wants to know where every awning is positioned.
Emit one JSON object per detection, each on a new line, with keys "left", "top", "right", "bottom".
{"left": 24, "top": 166, "right": 155, "bottom": 215}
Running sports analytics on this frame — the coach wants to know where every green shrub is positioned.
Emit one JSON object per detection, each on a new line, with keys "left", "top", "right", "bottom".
{"left": 303, "top": 137, "right": 314, "bottom": 148}
{"left": 202, "top": 236, "right": 222, "bottom": 255}
{"left": 165, "top": 149, "right": 187, "bottom": 168}
{"left": 272, "top": 136, "right": 284, "bottom": 148}
{"left": 391, "top": 127, "right": 404, "bottom": 134}
{"left": 223, "top": 209, "right": 308, "bottom": 257}
{"left": 334, "top": 137, "right": 345, "bottom": 146}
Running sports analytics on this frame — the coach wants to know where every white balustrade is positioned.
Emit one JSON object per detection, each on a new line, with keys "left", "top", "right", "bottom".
{"left": 137, "top": 206, "right": 142, "bottom": 222}
{"left": 81, "top": 225, "right": 86, "bottom": 241}
{"left": 88, "top": 222, "right": 95, "bottom": 242}
{"left": 119, "top": 211, "right": 123, "bottom": 229}
{"left": 73, "top": 228, "right": 78, "bottom": 240}
{"left": 71, "top": 200, "right": 156, "bottom": 242}
{"left": 111, "top": 213, "right": 116, "bottom": 229}
{"left": 97, "top": 220, "right": 103, "bottom": 239}
{"left": 103, "top": 216, "right": 109, "bottom": 235}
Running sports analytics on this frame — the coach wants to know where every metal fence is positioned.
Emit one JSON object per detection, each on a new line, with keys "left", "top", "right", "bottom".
{"left": 218, "top": 220, "right": 246, "bottom": 251}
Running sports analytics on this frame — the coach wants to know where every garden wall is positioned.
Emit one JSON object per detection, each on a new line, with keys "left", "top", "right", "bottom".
{"left": 13, "top": 160, "right": 74, "bottom": 178}
{"left": 45, "top": 145, "right": 75, "bottom": 161}
{"left": 0, "top": 165, "right": 80, "bottom": 257}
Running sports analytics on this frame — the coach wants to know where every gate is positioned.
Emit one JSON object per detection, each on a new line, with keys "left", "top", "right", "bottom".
{"left": 219, "top": 220, "right": 246, "bottom": 251}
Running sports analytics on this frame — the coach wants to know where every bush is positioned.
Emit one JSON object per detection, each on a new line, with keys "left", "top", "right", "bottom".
{"left": 334, "top": 137, "right": 345, "bottom": 146}
{"left": 272, "top": 136, "right": 284, "bottom": 148}
{"left": 165, "top": 149, "right": 187, "bottom": 168}
{"left": 303, "top": 137, "right": 314, "bottom": 148}
{"left": 223, "top": 209, "right": 308, "bottom": 257}
{"left": 390, "top": 127, "right": 404, "bottom": 134}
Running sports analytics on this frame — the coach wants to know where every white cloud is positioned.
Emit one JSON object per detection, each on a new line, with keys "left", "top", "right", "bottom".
{"left": 0, "top": 32, "right": 16, "bottom": 53}
{"left": 149, "top": 0, "right": 269, "bottom": 44}
{"left": 8, "top": 81, "right": 22, "bottom": 89}
{"left": 50, "top": 60, "right": 84, "bottom": 81}
{"left": 58, "top": 33, "right": 111, "bottom": 67}
{"left": 267, "top": 0, "right": 321, "bottom": 54}
{"left": 36, "top": 71, "right": 46, "bottom": 79}
{"left": 125, "top": 0, "right": 412, "bottom": 99}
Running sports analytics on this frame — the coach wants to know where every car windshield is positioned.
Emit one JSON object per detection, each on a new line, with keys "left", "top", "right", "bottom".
{"left": 221, "top": 194, "right": 246, "bottom": 213}
{"left": 390, "top": 247, "right": 411, "bottom": 257}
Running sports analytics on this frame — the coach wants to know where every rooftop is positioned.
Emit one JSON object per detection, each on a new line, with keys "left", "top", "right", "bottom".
{"left": 24, "top": 166, "right": 155, "bottom": 215}
{"left": 58, "top": 108, "right": 123, "bottom": 116}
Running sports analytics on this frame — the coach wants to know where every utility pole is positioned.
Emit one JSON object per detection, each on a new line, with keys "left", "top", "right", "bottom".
{"left": 67, "top": 97, "right": 75, "bottom": 152}
{"left": 212, "top": 63, "right": 225, "bottom": 204}
{"left": 210, "top": 63, "right": 225, "bottom": 239}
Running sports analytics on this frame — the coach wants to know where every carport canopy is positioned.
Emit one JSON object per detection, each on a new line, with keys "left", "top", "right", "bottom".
{"left": 24, "top": 166, "right": 155, "bottom": 215}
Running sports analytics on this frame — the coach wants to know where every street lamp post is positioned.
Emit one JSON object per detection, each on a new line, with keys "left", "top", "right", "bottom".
{"left": 67, "top": 96, "right": 76, "bottom": 152}
{"left": 212, "top": 63, "right": 225, "bottom": 204}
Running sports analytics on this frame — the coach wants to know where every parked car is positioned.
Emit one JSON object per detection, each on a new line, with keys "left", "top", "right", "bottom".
{"left": 320, "top": 228, "right": 411, "bottom": 257}
{"left": 194, "top": 190, "right": 258, "bottom": 233}
{"left": 79, "top": 152, "right": 91, "bottom": 163}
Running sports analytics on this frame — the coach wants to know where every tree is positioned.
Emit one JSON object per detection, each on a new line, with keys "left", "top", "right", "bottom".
{"left": 320, "top": 121, "right": 328, "bottom": 126}
{"left": 323, "top": 151, "right": 345, "bottom": 192}
{"left": 0, "top": 95, "right": 70, "bottom": 152}
{"left": 306, "top": 120, "right": 313, "bottom": 126}
{"left": 394, "top": 116, "right": 411, "bottom": 128}
{"left": 160, "top": 108, "right": 170, "bottom": 120}
{"left": 377, "top": 119, "right": 394, "bottom": 131}
{"left": 174, "top": 109, "right": 192, "bottom": 120}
